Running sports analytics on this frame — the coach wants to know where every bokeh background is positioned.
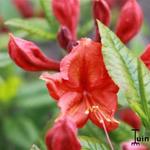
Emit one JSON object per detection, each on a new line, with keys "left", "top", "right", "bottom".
{"left": 0, "top": 0, "right": 150, "bottom": 149}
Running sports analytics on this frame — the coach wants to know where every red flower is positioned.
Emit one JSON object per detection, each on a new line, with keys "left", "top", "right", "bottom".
{"left": 12, "top": 0, "right": 34, "bottom": 18}
{"left": 8, "top": 34, "right": 60, "bottom": 71}
{"left": 115, "top": 0, "right": 143, "bottom": 43}
{"left": 118, "top": 108, "right": 141, "bottom": 129}
{"left": 121, "top": 141, "right": 148, "bottom": 150}
{"left": 41, "top": 38, "right": 119, "bottom": 131}
{"left": 140, "top": 45, "right": 150, "bottom": 70}
{"left": 52, "top": 0, "right": 80, "bottom": 39}
{"left": 45, "top": 116, "right": 81, "bottom": 150}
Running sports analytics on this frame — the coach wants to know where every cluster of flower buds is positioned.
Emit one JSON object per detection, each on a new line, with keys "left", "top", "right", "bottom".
{"left": 93, "top": 0, "right": 143, "bottom": 43}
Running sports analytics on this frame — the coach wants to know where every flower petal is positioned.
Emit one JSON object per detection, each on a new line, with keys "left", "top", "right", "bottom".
{"left": 60, "top": 38, "right": 106, "bottom": 89}
{"left": 58, "top": 92, "right": 88, "bottom": 128}
{"left": 8, "top": 34, "right": 60, "bottom": 71}
{"left": 89, "top": 107, "right": 119, "bottom": 132}
{"left": 140, "top": 44, "right": 150, "bottom": 69}
{"left": 40, "top": 72, "right": 70, "bottom": 100}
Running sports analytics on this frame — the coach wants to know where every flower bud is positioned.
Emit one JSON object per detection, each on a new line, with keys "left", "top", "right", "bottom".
{"left": 115, "top": 0, "right": 143, "bottom": 43}
{"left": 106, "top": 0, "right": 116, "bottom": 8}
{"left": 45, "top": 116, "right": 81, "bottom": 150}
{"left": 121, "top": 141, "right": 148, "bottom": 150}
{"left": 92, "top": 0, "right": 111, "bottom": 41}
{"left": 93, "top": 0, "right": 111, "bottom": 26}
{"left": 140, "top": 44, "right": 150, "bottom": 70}
{"left": 118, "top": 108, "right": 141, "bottom": 129}
{"left": 57, "top": 26, "right": 73, "bottom": 51}
{"left": 12, "top": 0, "right": 34, "bottom": 18}
{"left": 52, "top": 0, "right": 80, "bottom": 39}
{"left": 8, "top": 34, "right": 60, "bottom": 71}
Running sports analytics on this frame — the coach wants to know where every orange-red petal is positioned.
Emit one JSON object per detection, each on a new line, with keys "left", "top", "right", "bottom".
{"left": 60, "top": 38, "right": 106, "bottom": 89}
{"left": 58, "top": 92, "right": 88, "bottom": 128}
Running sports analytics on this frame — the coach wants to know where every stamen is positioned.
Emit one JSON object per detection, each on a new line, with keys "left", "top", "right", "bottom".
{"left": 90, "top": 105, "right": 114, "bottom": 150}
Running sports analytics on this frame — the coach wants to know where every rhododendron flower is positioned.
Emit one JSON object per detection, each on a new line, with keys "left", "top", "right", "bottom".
{"left": 141, "top": 45, "right": 150, "bottom": 70}
{"left": 116, "top": 0, "right": 143, "bottom": 43}
{"left": 12, "top": 0, "right": 34, "bottom": 18}
{"left": 8, "top": 34, "right": 60, "bottom": 71}
{"left": 93, "top": 0, "right": 143, "bottom": 43}
{"left": 121, "top": 141, "right": 148, "bottom": 150}
{"left": 118, "top": 108, "right": 141, "bottom": 129}
{"left": 52, "top": 0, "right": 80, "bottom": 39}
{"left": 41, "top": 38, "right": 119, "bottom": 132}
{"left": 45, "top": 116, "right": 81, "bottom": 150}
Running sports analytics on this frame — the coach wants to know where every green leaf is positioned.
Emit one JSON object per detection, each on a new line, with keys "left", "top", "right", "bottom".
{"left": 79, "top": 136, "right": 108, "bottom": 150}
{"left": 0, "top": 34, "right": 9, "bottom": 50}
{"left": 3, "top": 117, "right": 39, "bottom": 149}
{"left": 97, "top": 21, "right": 150, "bottom": 128}
{"left": 5, "top": 18, "right": 56, "bottom": 40}
{"left": 0, "top": 76, "right": 21, "bottom": 102}
{"left": 40, "top": 0, "right": 58, "bottom": 31}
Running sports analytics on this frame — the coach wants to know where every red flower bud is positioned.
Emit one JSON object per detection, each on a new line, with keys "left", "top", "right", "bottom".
{"left": 140, "top": 44, "right": 150, "bottom": 70}
{"left": 118, "top": 108, "right": 141, "bottom": 129}
{"left": 52, "top": 0, "right": 80, "bottom": 39}
{"left": 92, "top": 0, "right": 111, "bottom": 41}
{"left": 105, "top": 0, "right": 115, "bottom": 8}
{"left": 121, "top": 141, "right": 148, "bottom": 150}
{"left": 12, "top": 0, "right": 34, "bottom": 18}
{"left": 8, "top": 34, "right": 60, "bottom": 71}
{"left": 57, "top": 26, "right": 73, "bottom": 51}
{"left": 45, "top": 116, "right": 81, "bottom": 150}
{"left": 115, "top": 0, "right": 143, "bottom": 43}
{"left": 93, "top": 0, "right": 111, "bottom": 26}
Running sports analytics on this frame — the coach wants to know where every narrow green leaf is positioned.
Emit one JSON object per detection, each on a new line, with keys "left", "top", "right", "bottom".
{"left": 5, "top": 18, "right": 56, "bottom": 40}
{"left": 40, "top": 0, "right": 58, "bottom": 31}
{"left": 97, "top": 21, "right": 150, "bottom": 128}
{"left": 79, "top": 136, "right": 108, "bottom": 150}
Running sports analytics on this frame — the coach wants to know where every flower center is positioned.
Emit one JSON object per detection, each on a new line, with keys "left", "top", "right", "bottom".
{"left": 85, "top": 105, "right": 114, "bottom": 150}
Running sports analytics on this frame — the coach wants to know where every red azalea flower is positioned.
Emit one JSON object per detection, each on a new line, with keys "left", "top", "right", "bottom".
{"left": 52, "top": 0, "right": 80, "bottom": 39}
{"left": 8, "top": 34, "right": 60, "bottom": 71}
{"left": 45, "top": 116, "right": 81, "bottom": 150}
{"left": 121, "top": 141, "right": 148, "bottom": 150}
{"left": 118, "top": 108, "right": 141, "bottom": 129}
{"left": 41, "top": 38, "right": 119, "bottom": 132}
{"left": 140, "top": 45, "right": 150, "bottom": 70}
{"left": 12, "top": 0, "right": 34, "bottom": 18}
